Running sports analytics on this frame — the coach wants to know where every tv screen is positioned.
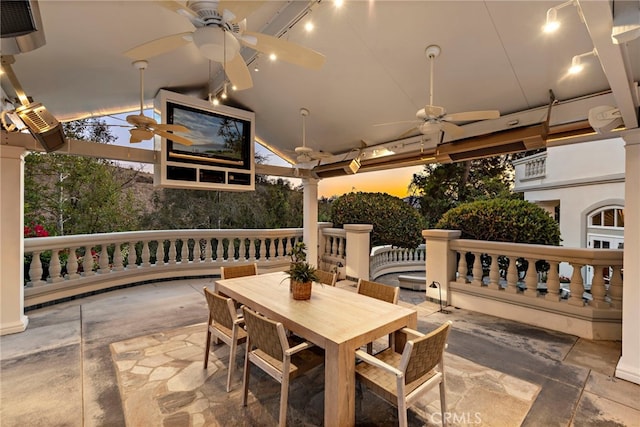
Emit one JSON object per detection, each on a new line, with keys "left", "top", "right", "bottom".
{"left": 166, "top": 101, "right": 251, "bottom": 169}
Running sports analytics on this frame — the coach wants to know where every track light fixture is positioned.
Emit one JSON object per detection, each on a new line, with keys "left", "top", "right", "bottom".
{"left": 543, "top": 0, "right": 576, "bottom": 33}
{"left": 569, "top": 49, "right": 597, "bottom": 74}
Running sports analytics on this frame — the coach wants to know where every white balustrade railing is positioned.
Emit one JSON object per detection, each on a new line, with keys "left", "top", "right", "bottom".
{"left": 370, "top": 245, "right": 426, "bottom": 279}
{"left": 319, "top": 227, "right": 347, "bottom": 268}
{"left": 518, "top": 151, "right": 547, "bottom": 180}
{"left": 24, "top": 228, "right": 304, "bottom": 307}
{"left": 450, "top": 239, "right": 623, "bottom": 309}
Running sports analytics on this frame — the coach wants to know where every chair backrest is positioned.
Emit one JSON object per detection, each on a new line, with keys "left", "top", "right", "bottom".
{"left": 204, "top": 287, "right": 236, "bottom": 330}
{"left": 242, "top": 306, "right": 288, "bottom": 361}
{"left": 357, "top": 279, "right": 399, "bottom": 304}
{"left": 402, "top": 321, "right": 452, "bottom": 384}
{"left": 220, "top": 263, "right": 258, "bottom": 280}
{"left": 314, "top": 269, "right": 337, "bottom": 286}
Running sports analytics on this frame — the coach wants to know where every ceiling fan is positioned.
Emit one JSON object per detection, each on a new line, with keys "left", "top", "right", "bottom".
{"left": 292, "top": 108, "right": 332, "bottom": 163}
{"left": 126, "top": 60, "right": 194, "bottom": 146}
{"left": 124, "top": 1, "right": 326, "bottom": 91}
{"left": 393, "top": 45, "right": 500, "bottom": 139}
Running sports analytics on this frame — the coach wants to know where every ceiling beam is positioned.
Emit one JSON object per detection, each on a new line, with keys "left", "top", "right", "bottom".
{"left": 578, "top": 0, "right": 639, "bottom": 129}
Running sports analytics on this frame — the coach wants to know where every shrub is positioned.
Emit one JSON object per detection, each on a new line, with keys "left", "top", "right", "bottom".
{"left": 330, "top": 192, "right": 424, "bottom": 248}
{"left": 435, "top": 199, "right": 560, "bottom": 245}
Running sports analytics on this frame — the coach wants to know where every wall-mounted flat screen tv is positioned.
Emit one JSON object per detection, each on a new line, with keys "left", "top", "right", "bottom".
{"left": 165, "top": 100, "right": 252, "bottom": 170}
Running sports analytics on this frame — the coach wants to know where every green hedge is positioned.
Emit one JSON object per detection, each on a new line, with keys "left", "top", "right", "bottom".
{"left": 330, "top": 192, "right": 424, "bottom": 248}
{"left": 435, "top": 199, "right": 560, "bottom": 245}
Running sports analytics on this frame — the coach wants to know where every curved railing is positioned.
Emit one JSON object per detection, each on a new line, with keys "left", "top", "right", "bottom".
{"left": 24, "top": 228, "right": 303, "bottom": 307}
{"left": 370, "top": 245, "right": 426, "bottom": 280}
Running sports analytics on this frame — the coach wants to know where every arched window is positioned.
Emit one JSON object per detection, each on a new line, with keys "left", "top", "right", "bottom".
{"left": 589, "top": 206, "right": 624, "bottom": 229}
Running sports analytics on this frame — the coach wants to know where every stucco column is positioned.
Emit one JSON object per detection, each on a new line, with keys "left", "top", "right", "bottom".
{"left": 344, "top": 224, "right": 372, "bottom": 280}
{"left": 0, "top": 145, "right": 29, "bottom": 335}
{"left": 302, "top": 178, "right": 319, "bottom": 268}
{"left": 423, "top": 229, "right": 462, "bottom": 305}
{"left": 616, "top": 130, "right": 640, "bottom": 384}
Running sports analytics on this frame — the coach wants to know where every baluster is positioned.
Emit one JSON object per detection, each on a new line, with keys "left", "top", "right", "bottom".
{"left": 248, "top": 238, "right": 256, "bottom": 261}
{"left": 98, "top": 244, "right": 110, "bottom": 273}
{"left": 127, "top": 242, "right": 137, "bottom": 270}
{"left": 488, "top": 254, "right": 500, "bottom": 290}
{"left": 27, "top": 251, "right": 45, "bottom": 286}
{"left": 524, "top": 257, "right": 538, "bottom": 297}
{"left": 567, "top": 263, "right": 585, "bottom": 306}
{"left": 205, "top": 238, "right": 213, "bottom": 263}
{"left": 609, "top": 266, "right": 623, "bottom": 309}
{"left": 339, "top": 238, "right": 345, "bottom": 257}
{"left": 47, "top": 249, "right": 62, "bottom": 283}
{"left": 112, "top": 243, "right": 124, "bottom": 271}
{"left": 66, "top": 247, "right": 80, "bottom": 279}
{"left": 471, "top": 252, "right": 483, "bottom": 286}
{"left": 590, "top": 265, "right": 609, "bottom": 308}
{"left": 505, "top": 256, "right": 519, "bottom": 293}
{"left": 141, "top": 240, "right": 151, "bottom": 267}
{"left": 330, "top": 238, "right": 337, "bottom": 257}
{"left": 545, "top": 261, "right": 561, "bottom": 301}
{"left": 261, "top": 239, "right": 269, "bottom": 261}
{"left": 168, "top": 240, "right": 177, "bottom": 264}
{"left": 180, "top": 239, "right": 189, "bottom": 263}
{"left": 216, "top": 239, "right": 224, "bottom": 262}
{"left": 457, "top": 251, "right": 468, "bottom": 283}
{"left": 83, "top": 246, "right": 96, "bottom": 276}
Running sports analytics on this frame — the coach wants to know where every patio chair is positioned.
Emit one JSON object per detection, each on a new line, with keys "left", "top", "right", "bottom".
{"left": 203, "top": 287, "right": 247, "bottom": 392}
{"left": 220, "top": 262, "right": 258, "bottom": 280}
{"left": 241, "top": 305, "right": 325, "bottom": 427}
{"left": 314, "top": 269, "right": 337, "bottom": 286}
{"left": 357, "top": 278, "right": 400, "bottom": 353}
{"left": 355, "top": 321, "right": 452, "bottom": 427}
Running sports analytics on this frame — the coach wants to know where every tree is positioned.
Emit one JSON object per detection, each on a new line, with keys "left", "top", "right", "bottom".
{"left": 24, "top": 118, "right": 143, "bottom": 235}
{"left": 408, "top": 156, "right": 519, "bottom": 228}
{"left": 330, "top": 192, "right": 424, "bottom": 248}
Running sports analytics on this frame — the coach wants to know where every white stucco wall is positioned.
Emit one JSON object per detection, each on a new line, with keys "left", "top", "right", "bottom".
{"left": 515, "top": 137, "right": 626, "bottom": 249}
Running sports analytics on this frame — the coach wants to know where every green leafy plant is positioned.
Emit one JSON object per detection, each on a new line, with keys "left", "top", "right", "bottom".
{"left": 288, "top": 241, "right": 307, "bottom": 263}
{"left": 286, "top": 261, "right": 318, "bottom": 283}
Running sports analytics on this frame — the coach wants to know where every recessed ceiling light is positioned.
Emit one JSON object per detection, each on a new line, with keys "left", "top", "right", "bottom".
{"left": 269, "top": 53, "right": 277, "bottom": 61}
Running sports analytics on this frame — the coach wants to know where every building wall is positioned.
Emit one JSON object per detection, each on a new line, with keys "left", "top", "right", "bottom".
{"left": 514, "top": 137, "right": 626, "bottom": 249}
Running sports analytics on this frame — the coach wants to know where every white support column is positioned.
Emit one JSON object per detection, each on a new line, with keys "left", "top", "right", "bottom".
{"left": 302, "top": 178, "right": 319, "bottom": 268}
{"left": 616, "top": 130, "right": 640, "bottom": 384}
{"left": 344, "top": 224, "right": 373, "bottom": 280}
{"left": 423, "top": 229, "right": 462, "bottom": 305}
{"left": 0, "top": 145, "right": 29, "bottom": 335}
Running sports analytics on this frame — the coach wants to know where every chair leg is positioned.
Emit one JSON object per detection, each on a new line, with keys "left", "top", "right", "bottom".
{"left": 226, "top": 340, "right": 237, "bottom": 392}
{"left": 279, "top": 373, "right": 290, "bottom": 427}
{"left": 242, "top": 344, "right": 251, "bottom": 406}
{"left": 439, "top": 380, "right": 447, "bottom": 427}
{"left": 203, "top": 327, "right": 212, "bottom": 369}
{"left": 397, "top": 396, "right": 408, "bottom": 427}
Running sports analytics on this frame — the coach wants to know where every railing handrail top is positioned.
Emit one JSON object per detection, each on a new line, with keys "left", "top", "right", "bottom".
{"left": 24, "top": 228, "right": 304, "bottom": 251}
{"left": 451, "top": 239, "right": 623, "bottom": 264}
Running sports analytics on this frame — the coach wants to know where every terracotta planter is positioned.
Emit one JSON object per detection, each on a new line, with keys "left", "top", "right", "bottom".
{"left": 291, "top": 280, "right": 312, "bottom": 300}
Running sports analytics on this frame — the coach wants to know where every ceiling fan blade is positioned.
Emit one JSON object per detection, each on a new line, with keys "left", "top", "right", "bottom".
{"left": 130, "top": 128, "right": 153, "bottom": 142}
{"left": 154, "top": 123, "right": 190, "bottom": 133}
{"left": 218, "top": 1, "right": 265, "bottom": 22}
{"left": 225, "top": 53, "right": 253, "bottom": 90}
{"left": 124, "top": 32, "right": 193, "bottom": 60}
{"left": 374, "top": 120, "right": 419, "bottom": 127}
{"left": 399, "top": 125, "right": 420, "bottom": 139}
{"left": 444, "top": 110, "right": 500, "bottom": 122}
{"left": 243, "top": 31, "right": 326, "bottom": 70}
{"left": 154, "top": 129, "right": 193, "bottom": 146}
{"left": 440, "top": 121, "right": 465, "bottom": 138}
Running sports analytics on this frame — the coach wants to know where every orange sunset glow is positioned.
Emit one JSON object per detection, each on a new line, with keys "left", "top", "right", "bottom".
{"left": 318, "top": 165, "right": 424, "bottom": 199}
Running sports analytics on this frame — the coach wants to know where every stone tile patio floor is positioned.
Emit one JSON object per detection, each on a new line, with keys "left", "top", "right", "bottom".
{"left": 1, "top": 274, "right": 639, "bottom": 426}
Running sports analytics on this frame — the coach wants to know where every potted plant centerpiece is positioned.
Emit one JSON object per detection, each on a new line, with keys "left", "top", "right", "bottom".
{"left": 285, "top": 241, "right": 318, "bottom": 300}
{"left": 286, "top": 261, "right": 319, "bottom": 300}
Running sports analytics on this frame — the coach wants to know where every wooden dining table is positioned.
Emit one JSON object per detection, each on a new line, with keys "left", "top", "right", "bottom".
{"left": 215, "top": 271, "right": 418, "bottom": 427}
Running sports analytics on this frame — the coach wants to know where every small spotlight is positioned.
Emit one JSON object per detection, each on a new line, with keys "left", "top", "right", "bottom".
{"left": 253, "top": 65, "right": 259, "bottom": 72}
{"left": 269, "top": 53, "right": 277, "bottom": 61}
{"left": 543, "top": 8, "right": 559, "bottom": 33}
{"left": 334, "top": 0, "right": 344, "bottom": 8}
{"left": 304, "top": 21, "right": 314, "bottom": 32}
{"left": 212, "top": 97, "right": 220, "bottom": 106}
